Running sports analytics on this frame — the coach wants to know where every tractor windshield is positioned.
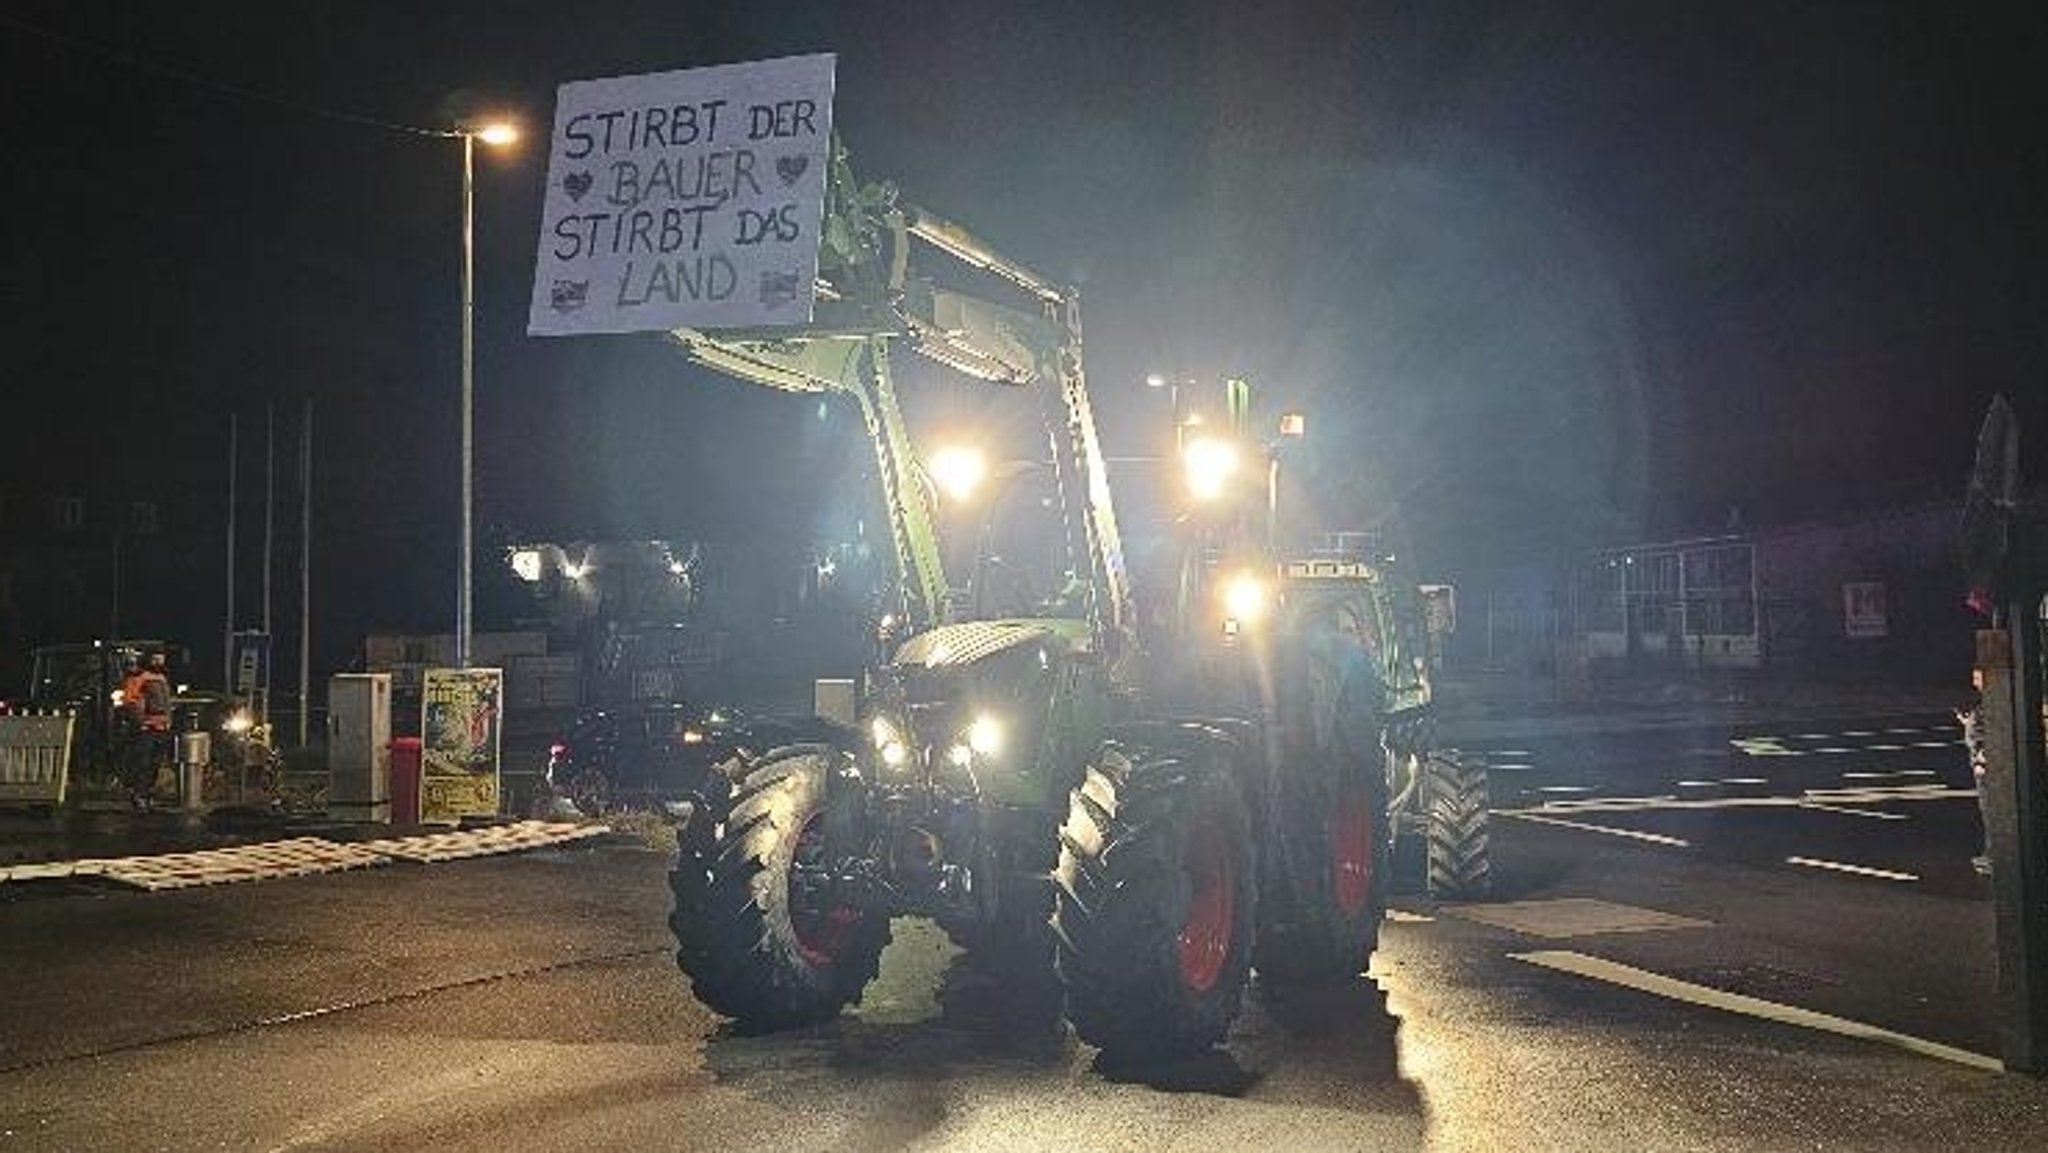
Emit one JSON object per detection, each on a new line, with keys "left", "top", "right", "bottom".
{"left": 962, "top": 460, "right": 1084, "bottom": 621}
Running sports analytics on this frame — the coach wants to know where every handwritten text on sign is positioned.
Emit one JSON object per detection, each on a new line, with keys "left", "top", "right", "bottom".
{"left": 527, "top": 54, "right": 835, "bottom": 336}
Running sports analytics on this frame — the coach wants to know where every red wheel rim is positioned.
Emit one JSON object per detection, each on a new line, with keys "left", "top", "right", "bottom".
{"left": 791, "top": 811, "right": 862, "bottom": 967}
{"left": 1177, "top": 822, "right": 1237, "bottom": 993}
{"left": 1333, "top": 788, "right": 1374, "bottom": 916}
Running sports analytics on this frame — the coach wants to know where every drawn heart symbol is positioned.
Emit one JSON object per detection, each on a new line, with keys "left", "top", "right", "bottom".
{"left": 562, "top": 170, "right": 594, "bottom": 202}
{"left": 775, "top": 155, "right": 809, "bottom": 187}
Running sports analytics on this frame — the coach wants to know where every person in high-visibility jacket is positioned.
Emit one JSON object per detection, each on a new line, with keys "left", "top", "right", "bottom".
{"left": 119, "top": 653, "right": 173, "bottom": 810}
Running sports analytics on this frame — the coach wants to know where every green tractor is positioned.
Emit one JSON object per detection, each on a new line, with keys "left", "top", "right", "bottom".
{"left": 663, "top": 139, "right": 1486, "bottom": 1060}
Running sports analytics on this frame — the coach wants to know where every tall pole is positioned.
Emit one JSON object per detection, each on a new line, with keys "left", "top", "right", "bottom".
{"left": 225, "top": 412, "right": 237, "bottom": 689}
{"left": 263, "top": 402, "right": 274, "bottom": 636}
{"left": 298, "top": 396, "right": 313, "bottom": 748}
{"left": 458, "top": 131, "right": 475, "bottom": 670}
{"left": 109, "top": 531, "right": 121, "bottom": 640}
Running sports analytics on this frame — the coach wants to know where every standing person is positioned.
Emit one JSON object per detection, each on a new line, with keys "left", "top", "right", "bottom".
{"left": 115, "top": 655, "right": 150, "bottom": 809}
{"left": 1958, "top": 671, "right": 1992, "bottom": 876}
{"left": 129, "top": 652, "right": 173, "bottom": 811}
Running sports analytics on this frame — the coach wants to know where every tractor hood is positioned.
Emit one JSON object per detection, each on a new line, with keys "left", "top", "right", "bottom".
{"left": 890, "top": 618, "right": 1089, "bottom": 670}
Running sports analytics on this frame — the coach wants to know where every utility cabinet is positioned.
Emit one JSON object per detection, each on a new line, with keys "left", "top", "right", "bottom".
{"left": 327, "top": 673, "right": 392, "bottom": 822}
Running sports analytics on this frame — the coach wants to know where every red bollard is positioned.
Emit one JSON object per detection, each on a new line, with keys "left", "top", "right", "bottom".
{"left": 388, "top": 737, "right": 423, "bottom": 826}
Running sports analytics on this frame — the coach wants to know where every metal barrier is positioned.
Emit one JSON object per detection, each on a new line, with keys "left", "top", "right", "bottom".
{"left": 0, "top": 712, "right": 76, "bottom": 806}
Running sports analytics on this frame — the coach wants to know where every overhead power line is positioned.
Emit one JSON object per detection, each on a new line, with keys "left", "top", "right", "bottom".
{"left": 0, "top": 6, "right": 458, "bottom": 139}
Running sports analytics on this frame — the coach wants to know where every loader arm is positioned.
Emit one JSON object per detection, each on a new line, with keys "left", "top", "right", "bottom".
{"left": 669, "top": 139, "right": 1135, "bottom": 669}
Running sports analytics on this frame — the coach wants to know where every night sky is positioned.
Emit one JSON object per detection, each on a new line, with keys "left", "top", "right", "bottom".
{"left": 2, "top": 1, "right": 2041, "bottom": 680}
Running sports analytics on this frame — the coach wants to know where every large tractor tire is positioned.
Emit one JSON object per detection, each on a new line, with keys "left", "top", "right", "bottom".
{"left": 667, "top": 745, "right": 889, "bottom": 1031}
{"left": 1255, "top": 756, "right": 1389, "bottom": 987}
{"left": 1424, "top": 750, "right": 1491, "bottom": 900}
{"left": 1053, "top": 737, "right": 1257, "bottom": 1061}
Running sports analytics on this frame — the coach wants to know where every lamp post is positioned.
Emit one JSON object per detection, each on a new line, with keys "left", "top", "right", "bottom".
{"left": 456, "top": 121, "right": 517, "bottom": 668}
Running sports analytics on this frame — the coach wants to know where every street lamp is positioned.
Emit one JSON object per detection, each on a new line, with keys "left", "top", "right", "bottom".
{"left": 456, "top": 119, "right": 517, "bottom": 668}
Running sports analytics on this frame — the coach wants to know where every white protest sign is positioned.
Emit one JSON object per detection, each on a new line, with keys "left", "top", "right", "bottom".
{"left": 527, "top": 53, "right": 835, "bottom": 336}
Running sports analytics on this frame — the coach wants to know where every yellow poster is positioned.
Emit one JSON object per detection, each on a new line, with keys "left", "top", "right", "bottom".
{"left": 420, "top": 667, "right": 503, "bottom": 823}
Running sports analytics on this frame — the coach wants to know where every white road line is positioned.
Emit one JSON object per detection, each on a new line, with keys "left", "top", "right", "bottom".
{"left": 1798, "top": 803, "right": 1909, "bottom": 821}
{"left": 1497, "top": 812, "right": 1691, "bottom": 847}
{"left": 1731, "top": 738, "right": 1800, "bottom": 757}
{"left": 1913, "top": 741, "right": 1962, "bottom": 749}
{"left": 1509, "top": 950, "right": 2001, "bottom": 1072}
{"left": 1719, "top": 777, "right": 1769, "bottom": 784}
{"left": 1676, "top": 780, "right": 1719, "bottom": 788}
{"left": 1499, "top": 787, "right": 1975, "bottom": 818}
{"left": 1863, "top": 744, "right": 1906, "bottom": 751}
{"left": 1792, "top": 733, "right": 1833, "bottom": 740}
{"left": 1536, "top": 785, "right": 1593, "bottom": 793}
{"left": 1883, "top": 727, "right": 1925, "bottom": 734}
{"left": 1785, "top": 856, "right": 1919, "bottom": 882}
{"left": 1805, "top": 783, "right": 1955, "bottom": 797}
{"left": 1840, "top": 730, "right": 1877, "bottom": 737}
{"left": 1811, "top": 747, "right": 1856, "bottom": 754}
{"left": 1491, "top": 749, "right": 1533, "bottom": 757}
{"left": 1490, "top": 763, "right": 1535, "bottom": 771}
{"left": 1841, "top": 770, "right": 1938, "bottom": 780}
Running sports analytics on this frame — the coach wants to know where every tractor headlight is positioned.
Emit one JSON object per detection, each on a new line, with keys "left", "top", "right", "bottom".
{"left": 223, "top": 710, "right": 254, "bottom": 735}
{"left": 1222, "top": 571, "right": 1270, "bottom": 630}
{"left": 944, "top": 714, "right": 1005, "bottom": 771}
{"left": 869, "top": 715, "right": 911, "bottom": 769}
{"left": 968, "top": 714, "right": 1003, "bottom": 757}
{"left": 1182, "top": 436, "right": 1241, "bottom": 502}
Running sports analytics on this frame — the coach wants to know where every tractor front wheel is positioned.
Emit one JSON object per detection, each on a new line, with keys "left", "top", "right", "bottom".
{"left": 667, "top": 746, "right": 888, "bottom": 1031}
{"left": 1054, "top": 738, "right": 1256, "bottom": 1061}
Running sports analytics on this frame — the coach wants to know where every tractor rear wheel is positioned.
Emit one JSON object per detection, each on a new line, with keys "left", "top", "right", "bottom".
{"left": 667, "top": 745, "right": 888, "bottom": 1031}
{"left": 1054, "top": 738, "right": 1256, "bottom": 1061}
{"left": 1424, "top": 750, "right": 1491, "bottom": 900}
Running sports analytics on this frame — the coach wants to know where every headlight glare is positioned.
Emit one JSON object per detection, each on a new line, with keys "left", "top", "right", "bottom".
{"left": 967, "top": 715, "right": 1003, "bottom": 757}
{"left": 1223, "top": 571, "right": 1270, "bottom": 625}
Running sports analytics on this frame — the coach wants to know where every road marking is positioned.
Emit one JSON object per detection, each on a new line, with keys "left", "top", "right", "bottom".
{"left": 1913, "top": 740, "right": 1962, "bottom": 749}
{"left": 1786, "top": 856, "right": 1919, "bottom": 882}
{"left": 1719, "top": 777, "right": 1769, "bottom": 784}
{"left": 1863, "top": 744, "right": 1906, "bottom": 751}
{"left": 1798, "top": 803, "right": 1908, "bottom": 821}
{"left": 1805, "top": 783, "right": 1955, "bottom": 798}
{"left": 1510, "top": 950, "right": 2001, "bottom": 1072}
{"left": 1498, "top": 811, "right": 1691, "bottom": 847}
{"left": 1883, "top": 727, "right": 1925, "bottom": 734}
{"left": 1490, "top": 763, "right": 1535, "bottom": 771}
{"left": 1811, "top": 747, "right": 1857, "bottom": 754}
{"left": 1792, "top": 733, "right": 1834, "bottom": 740}
{"left": 1840, "top": 730, "right": 1877, "bottom": 737}
{"left": 1491, "top": 749, "right": 1533, "bottom": 757}
{"left": 1499, "top": 786, "right": 1975, "bottom": 818}
{"left": 1536, "top": 784, "right": 1593, "bottom": 793}
{"left": 1677, "top": 780, "right": 1720, "bottom": 788}
{"left": 1385, "top": 909, "right": 1434, "bottom": 923}
{"left": 1731, "top": 738, "right": 1798, "bottom": 756}
{"left": 1447, "top": 898, "right": 1710, "bottom": 937}
{"left": 1841, "top": 770, "right": 1938, "bottom": 780}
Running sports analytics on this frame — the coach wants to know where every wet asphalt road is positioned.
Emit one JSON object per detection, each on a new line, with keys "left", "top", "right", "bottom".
{"left": 1453, "top": 711, "right": 1998, "bottom": 1050}
{"left": 3, "top": 710, "right": 2048, "bottom": 1151}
